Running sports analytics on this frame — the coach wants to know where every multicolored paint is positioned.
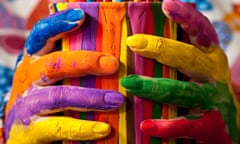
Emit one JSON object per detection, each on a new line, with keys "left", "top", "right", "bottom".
{"left": 52, "top": 2, "right": 182, "bottom": 144}
{"left": 4, "top": 0, "right": 239, "bottom": 144}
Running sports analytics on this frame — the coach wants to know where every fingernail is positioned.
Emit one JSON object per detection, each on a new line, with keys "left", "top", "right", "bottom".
{"left": 104, "top": 92, "right": 124, "bottom": 106}
{"left": 99, "top": 55, "right": 119, "bottom": 74}
{"left": 140, "top": 119, "right": 157, "bottom": 133}
{"left": 120, "top": 75, "right": 143, "bottom": 90}
{"left": 127, "top": 34, "right": 148, "bottom": 49}
{"left": 93, "top": 123, "right": 111, "bottom": 134}
{"left": 65, "top": 9, "right": 84, "bottom": 22}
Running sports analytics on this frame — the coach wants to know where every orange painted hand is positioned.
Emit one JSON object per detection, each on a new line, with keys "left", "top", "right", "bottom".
{"left": 121, "top": 0, "right": 240, "bottom": 143}
{"left": 4, "top": 8, "right": 124, "bottom": 144}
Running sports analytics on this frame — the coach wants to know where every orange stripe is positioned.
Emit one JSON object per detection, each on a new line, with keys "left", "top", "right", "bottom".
{"left": 95, "top": 3, "right": 126, "bottom": 144}
{"left": 95, "top": 3, "right": 105, "bottom": 144}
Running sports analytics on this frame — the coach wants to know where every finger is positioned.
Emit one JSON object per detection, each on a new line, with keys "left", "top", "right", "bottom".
{"left": 121, "top": 74, "right": 216, "bottom": 108}
{"left": 162, "top": 0, "right": 219, "bottom": 52}
{"left": 7, "top": 117, "right": 110, "bottom": 142}
{"left": 140, "top": 110, "right": 232, "bottom": 143}
{"left": 29, "top": 50, "right": 119, "bottom": 85}
{"left": 6, "top": 85, "right": 124, "bottom": 126}
{"left": 127, "top": 34, "right": 223, "bottom": 81}
{"left": 25, "top": 8, "right": 85, "bottom": 56}
{"left": 121, "top": 75, "right": 239, "bottom": 142}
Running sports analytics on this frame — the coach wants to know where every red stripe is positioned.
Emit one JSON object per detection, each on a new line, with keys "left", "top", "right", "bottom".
{"left": 142, "top": 4, "right": 155, "bottom": 144}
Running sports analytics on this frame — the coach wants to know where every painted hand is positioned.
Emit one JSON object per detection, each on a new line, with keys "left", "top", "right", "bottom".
{"left": 4, "top": 9, "right": 124, "bottom": 144}
{"left": 121, "top": 0, "right": 240, "bottom": 143}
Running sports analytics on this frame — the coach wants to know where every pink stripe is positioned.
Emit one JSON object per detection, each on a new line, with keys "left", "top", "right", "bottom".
{"left": 128, "top": 3, "right": 152, "bottom": 144}
{"left": 69, "top": 29, "right": 82, "bottom": 51}
{"left": 68, "top": 3, "right": 82, "bottom": 51}
{"left": 67, "top": 4, "right": 82, "bottom": 144}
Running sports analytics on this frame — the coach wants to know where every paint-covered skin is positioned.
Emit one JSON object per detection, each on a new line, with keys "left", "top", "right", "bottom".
{"left": 7, "top": 117, "right": 111, "bottom": 144}
{"left": 5, "top": 86, "right": 123, "bottom": 141}
{"left": 5, "top": 8, "right": 123, "bottom": 143}
{"left": 121, "top": 0, "right": 240, "bottom": 143}
{"left": 121, "top": 75, "right": 237, "bottom": 143}
{"left": 16, "top": 8, "right": 86, "bottom": 65}
{"left": 162, "top": 0, "right": 219, "bottom": 52}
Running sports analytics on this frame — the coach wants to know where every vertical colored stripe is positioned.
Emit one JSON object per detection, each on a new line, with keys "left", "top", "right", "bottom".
{"left": 128, "top": 3, "right": 145, "bottom": 144}
{"left": 142, "top": 3, "right": 155, "bottom": 144}
{"left": 80, "top": 3, "right": 100, "bottom": 144}
{"left": 95, "top": 3, "right": 126, "bottom": 144}
{"left": 94, "top": 3, "right": 106, "bottom": 143}
{"left": 80, "top": 2, "right": 99, "bottom": 119}
{"left": 62, "top": 29, "right": 74, "bottom": 144}
{"left": 126, "top": 12, "right": 136, "bottom": 144}
{"left": 161, "top": 17, "right": 171, "bottom": 144}
{"left": 128, "top": 2, "right": 155, "bottom": 144}
{"left": 68, "top": 3, "right": 83, "bottom": 144}
{"left": 118, "top": 17, "right": 128, "bottom": 144}
{"left": 151, "top": 2, "right": 164, "bottom": 144}
{"left": 168, "top": 20, "right": 177, "bottom": 144}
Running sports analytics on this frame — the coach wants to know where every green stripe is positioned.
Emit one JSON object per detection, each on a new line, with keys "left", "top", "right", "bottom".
{"left": 79, "top": 78, "right": 86, "bottom": 121}
{"left": 151, "top": 2, "right": 165, "bottom": 144}
{"left": 79, "top": 79, "right": 86, "bottom": 144}
{"left": 151, "top": 2, "right": 165, "bottom": 37}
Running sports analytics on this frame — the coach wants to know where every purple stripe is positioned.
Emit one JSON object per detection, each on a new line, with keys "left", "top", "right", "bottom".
{"left": 80, "top": 3, "right": 99, "bottom": 51}
{"left": 79, "top": 4, "right": 99, "bottom": 144}
{"left": 128, "top": 2, "right": 151, "bottom": 144}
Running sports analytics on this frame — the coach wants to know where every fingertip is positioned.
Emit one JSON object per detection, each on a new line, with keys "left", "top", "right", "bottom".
{"left": 99, "top": 54, "right": 119, "bottom": 74}
{"left": 140, "top": 119, "right": 158, "bottom": 134}
{"left": 104, "top": 92, "right": 124, "bottom": 107}
{"left": 127, "top": 34, "right": 148, "bottom": 49}
{"left": 93, "top": 123, "right": 111, "bottom": 136}
{"left": 140, "top": 118, "right": 189, "bottom": 139}
{"left": 65, "top": 8, "right": 85, "bottom": 22}
{"left": 33, "top": 117, "right": 111, "bottom": 141}
{"left": 162, "top": 0, "right": 185, "bottom": 20}
{"left": 120, "top": 75, "right": 143, "bottom": 90}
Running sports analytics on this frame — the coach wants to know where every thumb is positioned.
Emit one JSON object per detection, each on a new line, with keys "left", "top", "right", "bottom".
{"left": 25, "top": 8, "right": 85, "bottom": 56}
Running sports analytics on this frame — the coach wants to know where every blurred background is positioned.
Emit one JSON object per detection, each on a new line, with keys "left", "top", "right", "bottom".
{"left": 0, "top": 0, "right": 240, "bottom": 117}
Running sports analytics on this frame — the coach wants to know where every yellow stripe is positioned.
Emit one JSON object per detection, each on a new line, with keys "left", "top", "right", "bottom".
{"left": 56, "top": 3, "right": 68, "bottom": 12}
{"left": 168, "top": 19, "right": 177, "bottom": 144}
{"left": 118, "top": 17, "right": 128, "bottom": 144}
{"left": 62, "top": 35, "right": 71, "bottom": 144}
{"left": 61, "top": 36, "right": 71, "bottom": 86}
